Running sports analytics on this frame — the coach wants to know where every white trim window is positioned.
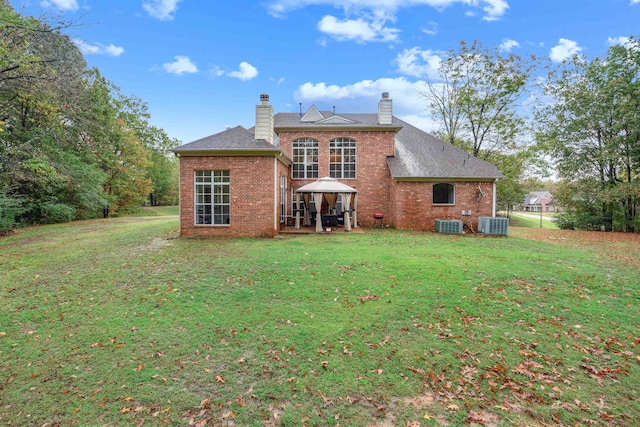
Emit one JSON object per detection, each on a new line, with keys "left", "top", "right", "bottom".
{"left": 329, "top": 137, "right": 356, "bottom": 179}
{"left": 292, "top": 138, "right": 319, "bottom": 179}
{"left": 194, "top": 170, "right": 230, "bottom": 225}
{"left": 433, "top": 183, "right": 455, "bottom": 205}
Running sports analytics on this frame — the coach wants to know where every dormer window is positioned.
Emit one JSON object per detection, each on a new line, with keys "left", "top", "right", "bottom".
{"left": 329, "top": 138, "right": 356, "bottom": 179}
{"left": 292, "top": 138, "right": 319, "bottom": 179}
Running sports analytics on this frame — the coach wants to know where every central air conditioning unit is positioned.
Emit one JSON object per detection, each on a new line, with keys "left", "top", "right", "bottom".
{"left": 478, "top": 216, "right": 509, "bottom": 236}
{"left": 435, "top": 219, "right": 463, "bottom": 234}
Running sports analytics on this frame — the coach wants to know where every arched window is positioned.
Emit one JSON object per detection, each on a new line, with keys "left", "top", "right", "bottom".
{"left": 292, "top": 138, "right": 318, "bottom": 179}
{"left": 433, "top": 183, "right": 455, "bottom": 205}
{"left": 329, "top": 137, "right": 356, "bottom": 179}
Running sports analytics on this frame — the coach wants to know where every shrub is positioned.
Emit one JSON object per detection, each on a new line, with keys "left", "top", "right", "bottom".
{"left": 0, "top": 193, "right": 24, "bottom": 233}
{"left": 39, "top": 202, "right": 76, "bottom": 224}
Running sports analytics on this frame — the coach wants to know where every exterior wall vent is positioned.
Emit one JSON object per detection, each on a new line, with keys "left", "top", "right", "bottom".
{"left": 434, "top": 219, "right": 463, "bottom": 234}
{"left": 478, "top": 216, "right": 509, "bottom": 236}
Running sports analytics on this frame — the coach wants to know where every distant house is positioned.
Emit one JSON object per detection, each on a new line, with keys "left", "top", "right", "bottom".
{"left": 171, "top": 93, "right": 503, "bottom": 237}
{"left": 522, "top": 191, "right": 560, "bottom": 212}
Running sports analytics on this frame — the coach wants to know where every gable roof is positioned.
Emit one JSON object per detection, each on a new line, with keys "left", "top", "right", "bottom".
{"left": 274, "top": 112, "right": 402, "bottom": 131}
{"left": 171, "top": 125, "right": 283, "bottom": 156}
{"left": 524, "top": 191, "right": 553, "bottom": 205}
{"left": 387, "top": 118, "right": 504, "bottom": 180}
{"left": 300, "top": 105, "right": 325, "bottom": 122}
{"left": 171, "top": 113, "right": 503, "bottom": 181}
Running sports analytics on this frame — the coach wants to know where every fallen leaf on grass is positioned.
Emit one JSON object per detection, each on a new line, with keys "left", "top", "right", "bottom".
{"left": 215, "top": 375, "right": 225, "bottom": 383}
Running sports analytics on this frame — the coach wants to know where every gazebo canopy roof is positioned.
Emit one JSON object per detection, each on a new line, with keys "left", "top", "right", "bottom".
{"left": 295, "top": 176, "right": 357, "bottom": 193}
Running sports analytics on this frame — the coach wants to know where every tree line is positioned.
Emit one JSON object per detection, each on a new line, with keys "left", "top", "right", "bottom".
{"left": 0, "top": 2, "right": 178, "bottom": 233}
{"left": 422, "top": 38, "right": 640, "bottom": 232}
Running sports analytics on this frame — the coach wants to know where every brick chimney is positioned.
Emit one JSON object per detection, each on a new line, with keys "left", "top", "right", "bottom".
{"left": 255, "top": 94, "right": 274, "bottom": 144}
{"left": 377, "top": 92, "right": 392, "bottom": 125}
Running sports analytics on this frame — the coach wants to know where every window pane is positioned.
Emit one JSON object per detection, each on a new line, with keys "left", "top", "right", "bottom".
{"left": 433, "top": 183, "right": 454, "bottom": 204}
{"left": 195, "top": 170, "right": 230, "bottom": 225}
{"left": 329, "top": 138, "right": 356, "bottom": 179}
{"left": 292, "top": 138, "right": 318, "bottom": 179}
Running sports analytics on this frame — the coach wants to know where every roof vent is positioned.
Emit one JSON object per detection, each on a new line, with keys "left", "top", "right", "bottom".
{"left": 260, "top": 94, "right": 270, "bottom": 105}
{"left": 382, "top": 92, "right": 389, "bottom": 99}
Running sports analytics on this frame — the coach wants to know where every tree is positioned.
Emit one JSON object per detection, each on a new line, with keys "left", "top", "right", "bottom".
{"left": 422, "top": 40, "right": 538, "bottom": 214}
{"left": 0, "top": 3, "right": 178, "bottom": 228}
{"left": 422, "top": 40, "right": 537, "bottom": 160}
{"left": 536, "top": 37, "right": 640, "bottom": 232}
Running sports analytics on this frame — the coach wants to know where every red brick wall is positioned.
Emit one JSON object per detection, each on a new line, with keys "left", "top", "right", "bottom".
{"left": 279, "top": 130, "right": 395, "bottom": 227}
{"left": 178, "top": 156, "right": 287, "bottom": 237}
{"left": 390, "top": 180, "right": 495, "bottom": 231}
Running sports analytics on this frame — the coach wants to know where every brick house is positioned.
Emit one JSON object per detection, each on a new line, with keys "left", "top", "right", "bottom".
{"left": 171, "top": 93, "right": 503, "bottom": 237}
{"left": 522, "top": 191, "right": 560, "bottom": 212}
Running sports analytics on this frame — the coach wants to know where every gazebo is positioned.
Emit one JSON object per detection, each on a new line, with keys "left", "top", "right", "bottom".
{"left": 294, "top": 177, "right": 358, "bottom": 232}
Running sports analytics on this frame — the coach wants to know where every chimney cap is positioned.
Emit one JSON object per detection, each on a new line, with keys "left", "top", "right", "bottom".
{"left": 260, "top": 94, "right": 270, "bottom": 104}
{"left": 381, "top": 92, "right": 389, "bottom": 99}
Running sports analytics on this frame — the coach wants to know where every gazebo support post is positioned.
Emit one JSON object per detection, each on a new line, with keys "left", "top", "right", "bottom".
{"left": 313, "top": 193, "right": 323, "bottom": 233}
{"left": 352, "top": 194, "right": 358, "bottom": 228}
{"left": 294, "top": 193, "right": 301, "bottom": 229}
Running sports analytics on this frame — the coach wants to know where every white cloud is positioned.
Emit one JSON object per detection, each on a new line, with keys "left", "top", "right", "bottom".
{"left": 163, "top": 56, "right": 198, "bottom": 75}
{"left": 549, "top": 38, "right": 582, "bottom": 62}
{"left": 73, "top": 39, "right": 125, "bottom": 56}
{"left": 40, "top": 0, "right": 78, "bottom": 11}
{"left": 499, "top": 38, "right": 519, "bottom": 52}
{"left": 265, "top": 0, "right": 509, "bottom": 22}
{"left": 295, "top": 77, "right": 437, "bottom": 131}
{"left": 422, "top": 21, "right": 438, "bottom": 36}
{"left": 143, "top": 0, "right": 182, "bottom": 21}
{"left": 104, "top": 45, "right": 125, "bottom": 56}
{"left": 227, "top": 62, "right": 258, "bottom": 81}
{"left": 631, "top": 0, "right": 640, "bottom": 4}
{"left": 209, "top": 66, "right": 225, "bottom": 78}
{"left": 481, "top": 0, "right": 509, "bottom": 21}
{"left": 395, "top": 47, "right": 442, "bottom": 79}
{"left": 607, "top": 36, "right": 631, "bottom": 47}
{"left": 317, "top": 15, "right": 399, "bottom": 43}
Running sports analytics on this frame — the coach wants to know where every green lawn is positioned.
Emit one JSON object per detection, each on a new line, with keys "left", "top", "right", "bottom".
{"left": 1, "top": 215, "right": 638, "bottom": 426}
{"left": 508, "top": 212, "right": 559, "bottom": 229}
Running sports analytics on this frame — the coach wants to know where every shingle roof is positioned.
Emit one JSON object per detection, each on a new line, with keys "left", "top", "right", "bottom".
{"left": 387, "top": 118, "right": 503, "bottom": 180}
{"left": 171, "top": 114, "right": 503, "bottom": 180}
{"left": 524, "top": 191, "right": 551, "bottom": 205}
{"left": 274, "top": 112, "right": 402, "bottom": 129}
{"left": 171, "top": 125, "right": 279, "bottom": 154}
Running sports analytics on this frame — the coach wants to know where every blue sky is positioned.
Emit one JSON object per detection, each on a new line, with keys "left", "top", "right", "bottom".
{"left": 12, "top": 0, "right": 640, "bottom": 144}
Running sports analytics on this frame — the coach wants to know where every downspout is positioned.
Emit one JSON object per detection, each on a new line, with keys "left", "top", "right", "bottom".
{"left": 492, "top": 181, "right": 497, "bottom": 217}
{"left": 176, "top": 153, "right": 182, "bottom": 234}
{"left": 274, "top": 157, "right": 278, "bottom": 231}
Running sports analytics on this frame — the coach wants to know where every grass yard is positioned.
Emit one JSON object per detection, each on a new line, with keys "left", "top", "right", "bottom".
{"left": 1, "top": 215, "right": 638, "bottom": 426}
{"left": 507, "top": 213, "right": 559, "bottom": 230}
